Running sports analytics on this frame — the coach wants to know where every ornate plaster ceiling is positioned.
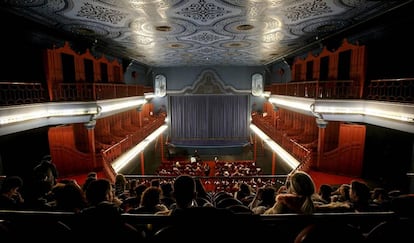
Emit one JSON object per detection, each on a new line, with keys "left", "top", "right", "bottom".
{"left": 2, "top": 0, "right": 412, "bottom": 67}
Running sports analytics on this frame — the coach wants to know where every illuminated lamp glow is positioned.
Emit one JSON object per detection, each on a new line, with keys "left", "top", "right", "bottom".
{"left": 112, "top": 125, "right": 168, "bottom": 172}
{"left": 0, "top": 105, "right": 98, "bottom": 125}
{"left": 100, "top": 99, "right": 147, "bottom": 114}
{"left": 250, "top": 124, "right": 300, "bottom": 170}
{"left": 269, "top": 97, "right": 313, "bottom": 112}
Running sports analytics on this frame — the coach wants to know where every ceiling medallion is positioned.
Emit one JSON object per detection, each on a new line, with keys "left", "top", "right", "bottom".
{"left": 155, "top": 25, "right": 172, "bottom": 32}
{"left": 229, "top": 43, "right": 242, "bottom": 47}
{"left": 74, "top": 27, "right": 95, "bottom": 36}
{"left": 170, "top": 43, "right": 182, "bottom": 48}
{"left": 236, "top": 24, "right": 254, "bottom": 31}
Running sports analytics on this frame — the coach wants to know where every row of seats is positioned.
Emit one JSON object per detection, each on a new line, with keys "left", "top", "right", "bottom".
{"left": 0, "top": 209, "right": 411, "bottom": 242}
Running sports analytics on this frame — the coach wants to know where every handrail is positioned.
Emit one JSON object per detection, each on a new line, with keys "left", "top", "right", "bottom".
{"left": 1, "top": 78, "right": 413, "bottom": 106}
{"left": 0, "top": 209, "right": 399, "bottom": 224}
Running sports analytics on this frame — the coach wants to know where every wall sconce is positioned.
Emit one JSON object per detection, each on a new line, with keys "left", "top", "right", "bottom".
{"left": 251, "top": 73, "right": 263, "bottom": 96}
{"left": 154, "top": 74, "right": 166, "bottom": 97}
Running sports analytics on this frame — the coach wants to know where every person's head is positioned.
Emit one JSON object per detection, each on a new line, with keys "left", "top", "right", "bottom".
{"left": 160, "top": 182, "right": 173, "bottom": 198}
{"left": 54, "top": 181, "right": 86, "bottom": 212}
{"left": 140, "top": 186, "right": 162, "bottom": 208}
{"left": 350, "top": 180, "right": 371, "bottom": 204}
{"left": 239, "top": 182, "right": 252, "bottom": 194}
{"left": 173, "top": 174, "right": 196, "bottom": 208}
{"left": 371, "top": 187, "right": 388, "bottom": 201}
{"left": 289, "top": 171, "right": 316, "bottom": 197}
{"left": 85, "top": 178, "right": 113, "bottom": 205}
{"left": 288, "top": 170, "right": 316, "bottom": 214}
{"left": 151, "top": 179, "right": 160, "bottom": 188}
{"left": 115, "top": 174, "right": 127, "bottom": 185}
{"left": 0, "top": 175, "right": 23, "bottom": 194}
{"left": 33, "top": 160, "right": 57, "bottom": 186}
{"left": 260, "top": 186, "right": 276, "bottom": 205}
{"left": 87, "top": 172, "right": 97, "bottom": 179}
{"left": 318, "top": 184, "right": 333, "bottom": 202}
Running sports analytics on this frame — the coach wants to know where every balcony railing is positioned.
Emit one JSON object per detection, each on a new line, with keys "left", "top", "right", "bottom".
{"left": 1, "top": 78, "right": 413, "bottom": 106}
{"left": 265, "top": 78, "right": 414, "bottom": 103}
{"left": 366, "top": 78, "right": 414, "bottom": 103}
{"left": 0, "top": 82, "right": 153, "bottom": 106}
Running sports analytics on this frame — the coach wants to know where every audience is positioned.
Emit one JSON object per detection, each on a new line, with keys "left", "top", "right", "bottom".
{"left": 264, "top": 170, "right": 316, "bottom": 215}
{"left": 128, "top": 186, "right": 168, "bottom": 214}
{"left": 0, "top": 175, "right": 25, "bottom": 210}
{"left": 249, "top": 185, "right": 276, "bottom": 214}
{"left": 0, "top": 160, "right": 409, "bottom": 240}
{"left": 76, "top": 178, "right": 143, "bottom": 240}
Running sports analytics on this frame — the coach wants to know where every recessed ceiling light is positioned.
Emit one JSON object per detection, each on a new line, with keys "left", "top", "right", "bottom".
{"left": 155, "top": 25, "right": 172, "bottom": 32}
{"left": 229, "top": 43, "right": 241, "bottom": 47}
{"left": 236, "top": 24, "right": 254, "bottom": 31}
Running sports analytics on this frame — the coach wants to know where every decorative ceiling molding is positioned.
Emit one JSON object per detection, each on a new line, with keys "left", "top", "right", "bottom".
{"left": 1, "top": 0, "right": 412, "bottom": 67}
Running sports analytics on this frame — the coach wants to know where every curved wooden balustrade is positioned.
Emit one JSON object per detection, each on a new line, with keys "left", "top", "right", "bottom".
{"left": 0, "top": 82, "right": 153, "bottom": 105}
{"left": 265, "top": 80, "right": 361, "bottom": 99}
{"left": 265, "top": 78, "right": 414, "bottom": 103}
{"left": 367, "top": 78, "right": 414, "bottom": 103}
{"left": 0, "top": 81, "right": 46, "bottom": 105}
{"left": 1, "top": 78, "right": 413, "bottom": 106}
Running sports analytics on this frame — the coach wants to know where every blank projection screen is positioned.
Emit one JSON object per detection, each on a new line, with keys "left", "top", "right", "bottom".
{"left": 169, "top": 95, "right": 249, "bottom": 146}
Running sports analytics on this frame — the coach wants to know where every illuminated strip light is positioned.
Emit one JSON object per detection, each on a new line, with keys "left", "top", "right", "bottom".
{"left": 112, "top": 124, "right": 168, "bottom": 173}
{"left": 364, "top": 108, "right": 414, "bottom": 122}
{"left": 250, "top": 124, "right": 300, "bottom": 170}
{"left": 0, "top": 106, "right": 98, "bottom": 125}
{"left": 100, "top": 99, "right": 147, "bottom": 114}
{"left": 270, "top": 97, "right": 414, "bottom": 123}
{"left": 314, "top": 105, "right": 364, "bottom": 115}
{"left": 314, "top": 101, "right": 414, "bottom": 123}
{"left": 144, "top": 92, "right": 156, "bottom": 99}
{"left": 269, "top": 97, "right": 314, "bottom": 112}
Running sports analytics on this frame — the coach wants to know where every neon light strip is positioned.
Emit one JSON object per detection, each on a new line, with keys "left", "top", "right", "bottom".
{"left": 250, "top": 124, "right": 300, "bottom": 170}
{"left": 112, "top": 125, "right": 168, "bottom": 172}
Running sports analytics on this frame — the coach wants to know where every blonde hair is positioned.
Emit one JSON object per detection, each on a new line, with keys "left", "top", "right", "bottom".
{"left": 289, "top": 171, "right": 316, "bottom": 214}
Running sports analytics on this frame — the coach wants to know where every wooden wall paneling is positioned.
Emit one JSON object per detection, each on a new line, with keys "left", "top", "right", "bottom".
{"left": 44, "top": 49, "right": 58, "bottom": 101}
{"left": 323, "top": 121, "right": 340, "bottom": 152}
{"left": 352, "top": 45, "right": 366, "bottom": 98}
{"left": 79, "top": 49, "right": 97, "bottom": 82}
{"left": 338, "top": 123, "right": 366, "bottom": 176}
{"left": 121, "top": 111, "right": 135, "bottom": 132}
{"left": 72, "top": 123, "right": 91, "bottom": 153}
{"left": 107, "top": 115, "right": 125, "bottom": 141}
{"left": 55, "top": 42, "right": 78, "bottom": 82}
{"left": 96, "top": 55, "right": 107, "bottom": 82}
{"left": 111, "top": 59, "right": 123, "bottom": 82}
{"left": 95, "top": 55, "right": 122, "bottom": 83}
{"left": 95, "top": 117, "right": 114, "bottom": 145}
{"left": 292, "top": 112, "right": 300, "bottom": 129}
{"left": 305, "top": 52, "right": 319, "bottom": 81}
{"left": 285, "top": 110, "right": 292, "bottom": 128}
{"left": 112, "top": 112, "right": 130, "bottom": 137}
{"left": 131, "top": 109, "right": 141, "bottom": 128}
{"left": 337, "top": 39, "right": 366, "bottom": 98}
{"left": 292, "top": 56, "right": 306, "bottom": 81}
{"left": 48, "top": 125, "right": 95, "bottom": 177}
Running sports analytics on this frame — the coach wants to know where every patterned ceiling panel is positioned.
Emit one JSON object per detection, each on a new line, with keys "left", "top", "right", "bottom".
{"left": 2, "top": 0, "right": 412, "bottom": 67}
